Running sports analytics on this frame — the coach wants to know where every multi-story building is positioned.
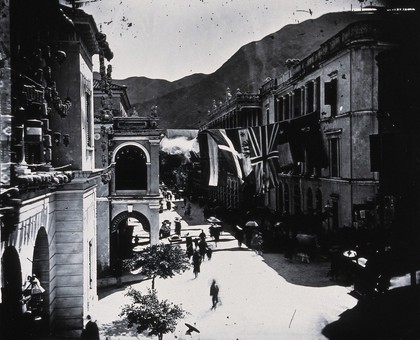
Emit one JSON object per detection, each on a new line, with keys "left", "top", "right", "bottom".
{"left": 202, "top": 90, "right": 262, "bottom": 211}
{"left": 1, "top": 1, "right": 113, "bottom": 337}
{"left": 199, "top": 11, "right": 418, "bottom": 248}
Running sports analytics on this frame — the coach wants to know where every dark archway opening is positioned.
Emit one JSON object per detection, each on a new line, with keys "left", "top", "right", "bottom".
{"left": 32, "top": 227, "right": 50, "bottom": 334}
{"left": 1, "top": 246, "right": 23, "bottom": 339}
{"left": 110, "top": 211, "right": 150, "bottom": 273}
{"left": 115, "top": 145, "right": 147, "bottom": 190}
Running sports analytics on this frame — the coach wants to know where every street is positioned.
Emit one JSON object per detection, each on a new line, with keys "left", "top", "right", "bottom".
{"left": 92, "top": 199, "right": 357, "bottom": 340}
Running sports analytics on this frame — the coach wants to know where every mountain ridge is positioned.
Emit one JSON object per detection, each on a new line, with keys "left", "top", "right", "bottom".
{"left": 111, "top": 11, "right": 380, "bottom": 129}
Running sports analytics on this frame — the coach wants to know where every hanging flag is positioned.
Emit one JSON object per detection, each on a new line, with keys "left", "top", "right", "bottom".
{"left": 208, "top": 134, "right": 219, "bottom": 186}
{"left": 247, "top": 123, "right": 280, "bottom": 194}
{"left": 225, "top": 128, "right": 252, "bottom": 177}
{"left": 198, "top": 132, "right": 219, "bottom": 187}
{"left": 277, "top": 123, "right": 294, "bottom": 170}
{"left": 206, "top": 129, "right": 243, "bottom": 181}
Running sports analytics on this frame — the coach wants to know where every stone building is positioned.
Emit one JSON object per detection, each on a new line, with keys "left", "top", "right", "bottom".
{"left": 93, "top": 84, "right": 164, "bottom": 277}
{"left": 199, "top": 11, "right": 418, "bottom": 243}
{"left": 0, "top": 1, "right": 113, "bottom": 337}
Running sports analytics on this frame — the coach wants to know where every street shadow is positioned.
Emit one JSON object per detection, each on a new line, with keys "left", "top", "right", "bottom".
{"left": 260, "top": 252, "right": 341, "bottom": 288}
{"left": 322, "top": 285, "right": 420, "bottom": 339}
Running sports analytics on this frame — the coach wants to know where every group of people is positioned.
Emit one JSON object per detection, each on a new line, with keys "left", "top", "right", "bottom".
{"left": 189, "top": 229, "right": 214, "bottom": 278}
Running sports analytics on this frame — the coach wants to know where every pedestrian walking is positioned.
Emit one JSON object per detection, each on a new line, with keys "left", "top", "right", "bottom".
{"left": 81, "top": 315, "right": 100, "bottom": 339}
{"left": 166, "top": 199, "right": 171, "bottom": 211}
{"left": 199, "top": 229, "right": 206, "bottom": 241}
{"left": 185, "top": 233, "right": 194, "bottom": 259}
{"left": 235, "top": 225, "right": 244, "bottom": 247}
{"left": 206, "top": 246, "right": 213, "bottom": 260}
{"left": 210, "top": 280, "right": 219, "bottom": 310}
{"left": 198, "top": 238, "right": 207, "bottom": 261}
{"left": 212, "top": 226, "right": 221, "bottom": 247}
{"left": 192, "top": 250, "right": 202, "bottom": 278}
{"left": 174, "top": 217, "right": 182, "bottom": 236}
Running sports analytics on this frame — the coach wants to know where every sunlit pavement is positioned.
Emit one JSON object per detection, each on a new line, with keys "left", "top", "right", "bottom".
{"left": 93, "top": 200, "right": 357, "bottom": 340}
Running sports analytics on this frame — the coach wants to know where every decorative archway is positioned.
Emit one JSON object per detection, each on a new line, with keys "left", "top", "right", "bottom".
{"left": 1, "top": 246, "right": 23, "bottom": 339}
{"left": 110, "top": 211, "right": 150, "bottom": 269}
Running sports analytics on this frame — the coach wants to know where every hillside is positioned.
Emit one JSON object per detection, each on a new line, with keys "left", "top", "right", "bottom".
{"left": 112, "top": 11, "right": 379, "bottom": 129}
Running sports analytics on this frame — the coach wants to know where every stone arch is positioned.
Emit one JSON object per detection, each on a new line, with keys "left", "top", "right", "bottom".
{"left": 1, "top": 246, "right": 23, "bottom": 338}
{"left": 114, "top": 144, "right": 148, "bottom": 190}
{"left": 112, "top": 142, "right": 150, "bottom": 163}
{"left": 32, "top": 227, "right": 50, "bottom": 326}
{"left": 110, "top": 211, "right": 150, "bottom": 269}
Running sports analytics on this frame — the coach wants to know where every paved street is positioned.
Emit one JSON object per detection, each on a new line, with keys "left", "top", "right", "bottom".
{"left": 93, "top": 200, "right": 357, "bottom": 340}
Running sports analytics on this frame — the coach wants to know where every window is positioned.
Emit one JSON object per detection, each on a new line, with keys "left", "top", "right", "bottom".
{"left": 315, "top": 189, "right": 322, "bottom": 214}
{"left": 86, "top": 92, "right": 93, "bottom": 147}
{"left": 293, "top": 182, "right": 301, "bottom": 214}
{"left": 277, "top": 182, "right": 283, "bottom": 213}
{"left": 294, "top": 88, "right": 302, "bottom": 118}
{"left": 306, "top": 81, "right": 314, "bottom": 114}
{"left": 315, "top": 77, "right": 321, "bottom": 112}
{"left": 329, "top": 137, "right": 340, "bottom": 177}
{"left": 324, "top": 77, "right": 337, "bottom": 117}
{"left": 284, "top": 183, "right": 290, "bottom": 213}
{"left": 306, "top": 188, "right": 313, "bottom": 213}
{"left": 284, "top": 95, "right": 290, "bottom": 120}
{"left": 275, "top": 97, "right": 281, "bottom": 122}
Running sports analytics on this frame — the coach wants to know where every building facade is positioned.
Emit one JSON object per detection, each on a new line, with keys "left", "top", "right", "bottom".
{"left": 93, "top": 71, "right": 164, "bottom": 279}
{"left": 199, "top": 13, "right": 416, "bottom": 244}
{"left": 1, "top": 1, "right": 113, "bottom": 337}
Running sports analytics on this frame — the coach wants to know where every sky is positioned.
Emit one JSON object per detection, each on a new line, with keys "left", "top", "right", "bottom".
{"left": 78, "top": 0, "right": 370, "bottom": 81}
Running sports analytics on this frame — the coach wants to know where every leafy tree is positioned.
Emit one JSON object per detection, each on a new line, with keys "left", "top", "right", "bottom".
{"left": 124, "top": 244, "right": 190, "bottom": 289}
{"left": 120, "top": 287, "right": 187, "bottom": 340}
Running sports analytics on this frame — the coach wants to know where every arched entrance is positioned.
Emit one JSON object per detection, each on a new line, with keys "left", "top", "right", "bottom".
{"left": 115, "top": 145, "right": 147, "bottom": 190}
{"left": 32, "top": 227, "right": 50, "bottom": 330}
{"left": 110, "top": 211, "right": 150, "bottom": 270}
{"left": 1, "top": 246, "right": 23, "bottom": 339}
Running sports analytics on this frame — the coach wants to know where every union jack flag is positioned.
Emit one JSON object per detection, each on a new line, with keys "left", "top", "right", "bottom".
{"left": 247, "top": 123, "right": 280, "bottom": 194}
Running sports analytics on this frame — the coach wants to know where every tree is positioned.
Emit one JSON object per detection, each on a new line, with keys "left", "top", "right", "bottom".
{"left": 120, "top": 287, "right": 187, "bottom": 340}
{"left": 124, "top": 244, "right": 190, "bottom": 289}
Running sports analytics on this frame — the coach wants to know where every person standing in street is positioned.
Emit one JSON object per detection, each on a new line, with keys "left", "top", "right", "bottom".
{"left": 174, "top": 217, "right": 182, "bottom": 236}
{"left": 235, "top": 225, "right": 244, "bottom": 248}
{"left": 81, "top": 315, "right": 100, "bottom": 340}
{"left": 192, "top": 250, "right": 202, "bottom": 278}
{"left": 199, "top": 229, "right": 206, "bottom": 241}
{"left": 210, "top": 280, "right": 219, "bottom": 310}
